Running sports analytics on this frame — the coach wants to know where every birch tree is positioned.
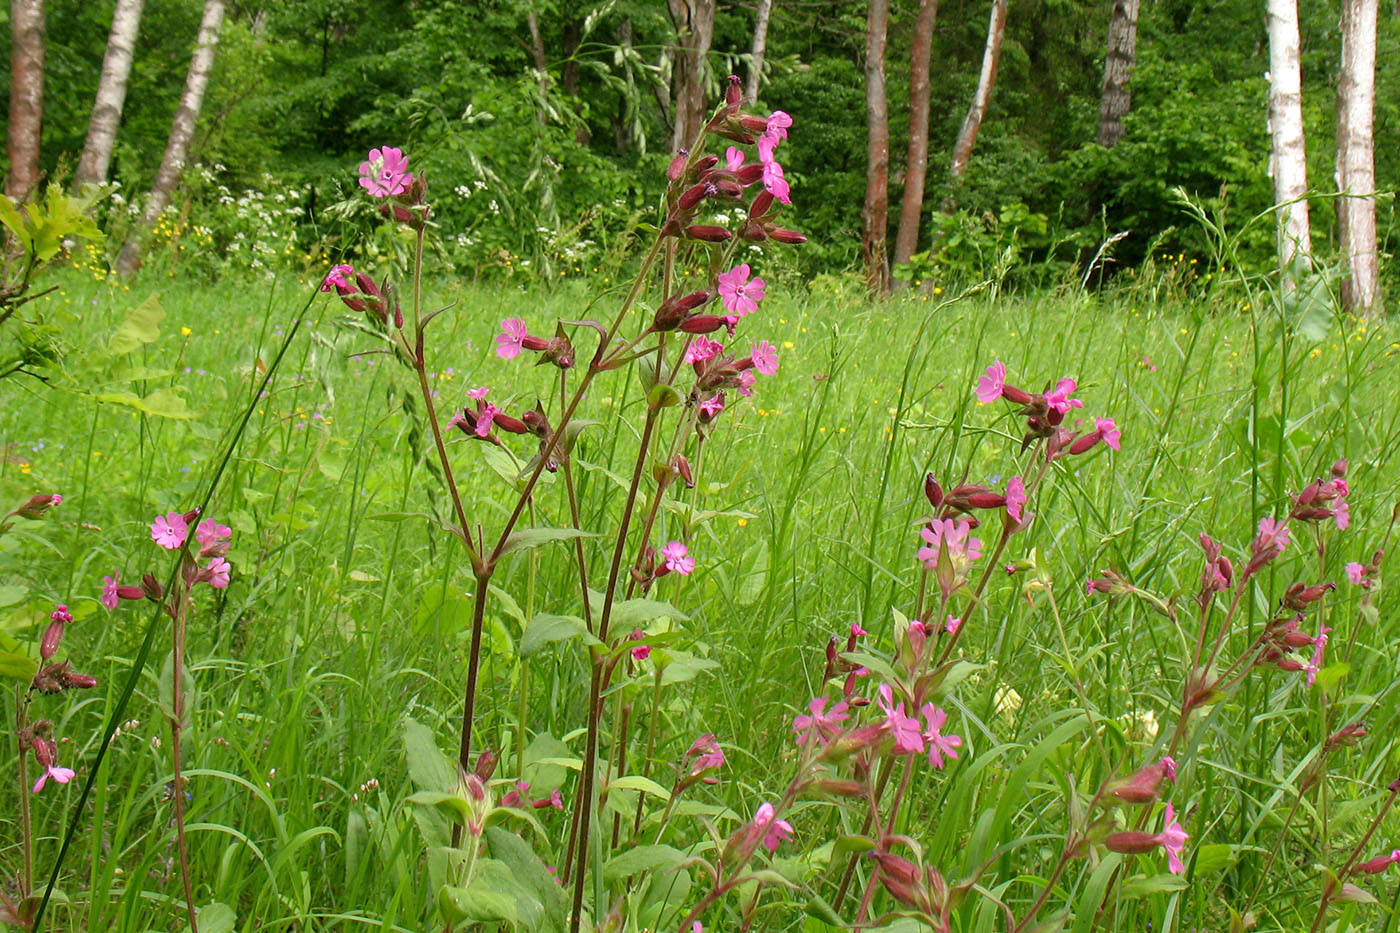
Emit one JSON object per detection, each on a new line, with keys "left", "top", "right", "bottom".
{"left": 745, "top": 0, "right": 775, "bottom": 102}
{"left": 894, "top": 0, "right": 939, "bottom": 271}
{"left": 116, "top": 0, "right": 226, "bottom": 277}
{"left": 945, "top": 0, "right": 1008, "bottom": 210}
{"left": 6, "top": 0, "right": 46, "bottom": 200}
{"left": 862, "top": 0, "right": 891, "bottom": 294}
{"left": 74, "top": 0, "right": 146, "bottom": 190}
{"left": 667, "top": 0, "right": 717, "bottom": 151}
{"left": 1265, "top": 0, "right": 1311, "bottom": 282}
{"left": 1096, "top": 0, "right": 1140, "bottom": 148}
{"left": 1336, "top": 0, "right": 1380, "bottom": 313}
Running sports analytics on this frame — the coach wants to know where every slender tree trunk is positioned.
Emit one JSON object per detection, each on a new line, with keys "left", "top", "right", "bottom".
{"left": 667, "top": 0, "right": 717, "bottom": 151}
{"left": 893, "top": 0, "right": 939, "bottom": 271}
{"left": 6, "top": 0, "right": 46, "bottom": 200}
{"left": 1096, "top": 0, "right": 1140, "bottom": 147}
{"left": 1336, "top": 0, "right": 1380, "bottom": 314}
{"left": 115, "top": 0, "right": 225, "bottom": 277}
{"left": 527, "top": 6, "right": 550, "bottom": 127}
{"left": 74, "top": 0, "right": 146, "bottom": 190}
{"left": 945, "top": 0, "right": 1008, "bottom": 211}
{"left": 862, "top": 0, "right": 891, "bottom": 295}
{"left": 1265, "top": 0, "right": 1311, "bottom": 283}
{"left": 745, "top": 0, "right": 775, "bottom": 102}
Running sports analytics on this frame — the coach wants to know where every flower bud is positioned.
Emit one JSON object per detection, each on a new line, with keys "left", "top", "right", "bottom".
{"left": 725, "top": 74, "right": 742, "bottom": 107}
{"left": 1283, "top": 581, "right": 1335, "bottom": 610}
{"left": 473, "top": 749, "right": 498, "bottom": 781}
{"left": 749, "top": 190, "right": 775, "bottom": 219}
{"left": 673, "top": 454, "right": 694, "bottom": 488}
{"left": 59, "top": 666, "right": 97, "bottom": 689}
{"left": 679, "top": 315, "right": 728, "bottom": 334}
{"left": 1104, "top": 831, "right": 1160, "bottom": 855}
{"left": 667, "top": 149, "right": 689, "bottom": 182}
{"left": 1332, "top": 458, "right": 1348, "bottom": 478}
{"left": 924, "top": 474, "right": 943, "bottom": 508}
{"left": 685, "top": 225, "right": 733, "bottom": 242}
{"left": 678, "top": 181, "right": 714, "bottom": 211}
{"left": 142, "top": 573, "right": 164, "bottom": 600}
{"left": 736, "top": 163, "right": 766, "bottom": 186}
{"left": 1354, "top": 851, "right": 1400, "bottom": 875}
{"left": 12, "top": 493, "right": 61, "bottom": 519}
{"left": 767, "top": 227, "right": 807, "bottom": 244}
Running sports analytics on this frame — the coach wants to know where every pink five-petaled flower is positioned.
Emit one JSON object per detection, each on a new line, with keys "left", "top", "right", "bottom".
{"left": 205, "top": 557, "right": 232, "bottom": 589}
{"left": 1156, "top": 803, "right": 1189, "bottom": 874}
{"left": 976, "top": 361, "right": 1006, "bottom": 404}
{"left": 33, "top": 761, "right": 76, "bottom": 794}
{"left": 919, "top": 703, "right": 962, "bottom": 769}
{"left": 736, "top": 369, "right": 757, "bottom": 397}
{"left": 659, "top": 541, "right": 695, "bottom": 575}
{"left": 475, "top": 403, "right": 499, "bottom": 439}
{"left": 497, "top": 318, "right": 528, "bottom": 359}
{"left": 877, "top": 684, "right": 924, "bottom": 755}
{"left": 698, "top": 393, "right": 726, "bottom": 420}
{"left": 760, "top": 158, "right": 791, "bottom": 205}
{"left": 792, "top": 696, "right": 851, "bottom": 746}
{"left": 752, "top": 802, "right": 793, "bottom": 853}
{"left": 102, "top": 574, "right": 120, "bottom": 611}
{"left": 629, "top": 630, "right": 651, "bottom": 661}
{"left": 1334, "top": 499, "right": 1351, "bottom": 530}
{"left": 1044, "top": 378, "right": 1084, "bottom": 415}
{"left": 689, "top": 734, "right": 726, "bottom": 775}
{"left": 196, "top": 519, "right": 231, "bottom": 550}
{"left": 320, "top": 264, "right": 354, "bottom": 292}
{"left": 1253, "top": 517, "right": 1291, "bottom": 558}
{"left": 1006, "top": 476, "right": 1026, "bottom": 523}
{"left": 358, "top": 146, "right": 412, "bottom": 198}
{"left": 725, "top": 146, "right": 745, "bottom": 172}
{"left": 1306, "top": 623, "right": 1332, "bottom": 686}
{"left": 945, "top": 615, "right": 962, "bottom": 635}
{"left": 1346, "top": 561, "right": 1367, "bottom": 585}
{"left": 151, "top": 512, "right": 189, "bottom": 550}
{"left": 1095, "top": 417, "right": 1122, "bottom": 451}
{"left": 501, "top": 781, "right": 530, "bottom": 808}
{"left": 685, "top": 336, "right": 724, "bottom": 365}
{"left": 917, "top": 518, "right": 984, "bottom": 569}
{"left": 717, "top": 264, "right": 767, "bottom": 318}
{"left": 750, "top": 340, "right": 779, "bottom": 376}
{"left": 765, "top": 110, "right": 793, "bottom": 143}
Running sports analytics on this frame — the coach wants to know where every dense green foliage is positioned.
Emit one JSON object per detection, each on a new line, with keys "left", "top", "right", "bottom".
{"left": 2, "top": 0, "right": 1397, "bottom": 295}
{"left": 1, "top": 266, "right": 1397, "bottom": 929}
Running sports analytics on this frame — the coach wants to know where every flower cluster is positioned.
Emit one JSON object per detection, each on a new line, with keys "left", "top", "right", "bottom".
{"left": 976, "top": 360, "right": 1121, "bottom": 456}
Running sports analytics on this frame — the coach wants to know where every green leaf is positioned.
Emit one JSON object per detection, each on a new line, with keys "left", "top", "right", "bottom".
{"left": 1119, "top": 872, "right": 1188, "bottom": 899}
{"left": 486, "top": 827, "right": 567, "bottom": 931}
{"left": 606, "top": 774, "right": 672, "bottom": 799}
{"left": 93, "top": 388, "right": 195, "bottom": 419}
{"left": 603, "top": 844, "right": 686, "bottom": 884}
{"left": 191, "top": 903, "right": 236, "bottom": 933}
{"left": 520, "top": 613, "right": 599, "bottom": 657}
{"left": 406, "top": 790, "right": 472, "bottom": 826}
{"left": 588, "top": 590, "right": 689, "bottom": 629}
{"left": 0, "top": 649, "right": 38, "bottom": 682}
{"left": 647, "top": 383, "right": 681, "bottom": 410}
{"left": 107, "top": 294, "right": 165, "bottom": 356}
{"left": 0, "top": 586, "right": 27, "bottom": 609}
{"left": 804, "top": 895, "right": 847, "bottom": 927}
{"left": 1191, "top": 843, "right": 1237, "bottom": 875}
{"left": 1315, "top": 662, "right": 1350, "bottom": 693}
{"left": 841, "top": 651, "right": 900, "bottom": 686}
{"left": 657, "top": 651, "right": 720, "bottom": 686}
{"left": 499, "top": 526, "right": 597, "bottom": 558}
{"left": 401, "top": 717, "right": 456, "bottom": 792}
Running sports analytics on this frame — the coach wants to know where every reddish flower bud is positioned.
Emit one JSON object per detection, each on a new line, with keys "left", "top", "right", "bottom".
{"left": 749, "top": 190, "right": 775, "bottom": 219}
{"left": 12, "top": 493, "right": 61, "bottom": 519}
{"left": 1332, "top": 458, "right": 1348, "bottom": 478}
{"left": 726, "top": 74, "right": 742, "bottom": 106}
{"left": 667, "top": 150, "right": 690, "bottom": 181}
{"left": 1104, "top": 831, "right": 1160, "bottom": 855}
{"left": 685, "top": 225, "right": 733, "bottom": 242}
{"left": 767, "top": 227, "right": 808, "bottom": 244}
{"left": 40, "top": 619, "right": 65, "bottom": 661}
{"left": 1003, "top": 384, "right": 1034, "bottom": 405}
{"left": 736, "top": 163, "right": 766, "bottom": 186}
{"left": 493, "top": 413, "right": 529, "bottom": 435}
{"left": 739, "top": 114, "right": 769, "bottom": 133}
{"left": 679, "top": 315, "right": 729, "bottom": 334}
{"left": 678, "top": 181, "right": 714, "bottom": 211}
{"left": 1283, "top": 581, "right": 1335, "bottom": 610}
{"left": 59, "top": 667, "right": 97, "bottom": 689}
{"left": 1354, "top": 851, "right": 1400, "bottom": 875}
{"left": 1068, "top": 431, "right": 1102, "bottom": 456}
{"left": 473, "top": 749, "right": 498, "bottom": 781}
{"left": 673, "top": 454, "right": 694, "bottom": 488}
{"left": 32, "top": 734, "right": 57, "bottom": 768}
{"left": 924, "top": 474, "right": 944, "bottom": 508}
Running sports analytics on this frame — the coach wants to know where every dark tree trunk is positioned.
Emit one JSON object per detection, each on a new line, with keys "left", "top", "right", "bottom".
{"left": 6, "top": 0, "right": 46, "bottom": 200}
{"left": 893, "top": 0, "right": 939, "bottom": 271}
{"left": 667, "top": 0, "right": 717, "bottom": 151}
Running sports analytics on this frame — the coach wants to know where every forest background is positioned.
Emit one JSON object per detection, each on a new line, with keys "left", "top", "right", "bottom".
{"left": 2, "top": 0, "right": 1396, "bottom": 301}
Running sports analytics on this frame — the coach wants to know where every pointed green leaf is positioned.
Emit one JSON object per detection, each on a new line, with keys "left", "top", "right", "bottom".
{"left": 108, "top": 294, "right": 165, "bottom": 357}
{"left": 520, "top": 613, "right": 599, "bottom": 657}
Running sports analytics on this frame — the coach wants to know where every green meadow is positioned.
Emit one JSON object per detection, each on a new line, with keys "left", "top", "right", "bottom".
{"left": 3, "top": 267, "right": 1399, "bottom": 931}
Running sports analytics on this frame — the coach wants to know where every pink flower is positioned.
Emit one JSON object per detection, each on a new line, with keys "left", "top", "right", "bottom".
{"left": 1162, "top": 756, "right": 1178, "bottom": 783}
{"left": 205, "top": 557, "right": 231, "bottom": 589}
{"left": 945, "top": 615, "right": 962, "bottom": 635}
{"left": 1045, "top": 378, "right": 1084, "bottom": 415}
{"left": 689, "top": 734, "right": 726, "bottom": 774}
{"left": 1005, "top": 476, "right": 1026, "bottom": 523}
{"left": 1156, "top": 803, "right": 1189, "bottom": 874}
{"left": 919, "top": 703, "right": 962, "bottom": 769}
{"left": 750, "top": 340, "right": 779, "bottom": 376}
{"left": 1346, "top": 561, "right": 1366, "bottom": 585}
{"left": 1253, "top": 517, "right": 1291, "bottom": 557}
{"left": 102, "top": 575, "right": 119, "bottom": 611}
{"left": 765, "top": 110, "right": 793, "bottom": 142}
{"left": 501, "top": 780, "right": 530, "bottom": 808}
{"left": 151, "top": 512, "right": 189, "bottom": 549}
{"left": 1094, "top": 417, "right": 1121, "bottom": 451}
{"left": 757, "top": 135, "right": 778, "bottom": 164}
{"left": 725, "top": 146, "right": 745, "bottom": 172}
{"left": 1355, "top": 850, "right": 1400, "bottom": 875}
{"left": 793, "top": 696, "right": 850, "bottom": 746}
{"left": 917, "top": 519, "right": 983, "bottom": 568}
{"left": 358, "top": 146, "right": 412, "bottom": 198}
{"left": 659, "top": 541, "right": 695, "bottom": 575}
{"left": 33, "top": 762, "right": 76, "bottom": 794}
{"left": 532, "top": 788, "right": 564, "bottom": 810}
{"left": 1334, "top": 499, "right": 1350, "bottom": 530}
{"left": 717, "top": 264, "right": 767, "bottom": 318}
{"left": 497, "top": 318, "right": 528, "bottom": 359}
{"left": 760, "top": 159, "right": 791, "bottom": 204}
{"left": 321, "top": 264, "right": 354, "bottom": 292}
{"left": 736, "top": 370, "right": 757, "bottom": 397}
{"left": 476, "top": 403, "right": 499, "bottom": 438}
{"left": 976, "top": 361, "right": 1006, "bottom": 403}
{"left": 468, "top": 386, "right": 490, "bottom": 400}
{"left": 753, "top": 802, "right": 793, "bottom": 853}
{"left": 698, "top": 393, "right": 725, "bottom": 420}
{"left": 877, "top": 684, "right": 924, "bottom": 755}
{"left": 1306, "top": 624, "right": 1332, "bottom": 686}
{"left": 631, "top": 642, "right": 651, "bottom": 661}
{"left": 685, "top": 336, "right": 724, "bottom": 364}
{"left": 196, "top": 519, "right": 231, "bottom": 550}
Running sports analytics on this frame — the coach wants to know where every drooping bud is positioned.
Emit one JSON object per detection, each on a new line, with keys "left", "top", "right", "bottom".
{"left": 473, "top": 749, "right": 498, "bottom": 781}
{"left": 1283, "top": 581, "right": 1336, "bottom": 610}
{"left": 767, "top": 227, "right": 808, "bottom": 244}
{"left": 924, "top": 474, "right": 943, "bottom": 508}
{"left": 685, "top": 225, "right": 733, "bottom": 243}
{"left": 1332, "top": 458, "right": 1348, "bottom": 478}
{"left": 12, "top": 493, "right": 62, "bottom": 520}
{"left": 1104, "top": 831, "right": 1160, "bottom": 855}
{"left": 673, "top": 454, "right": 695, "bottom": 488}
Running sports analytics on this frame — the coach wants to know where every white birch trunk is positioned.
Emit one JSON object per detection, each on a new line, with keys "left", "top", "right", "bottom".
{"left": 6, "top": 0, "right": 46, "bottom": 200}
{"left": 116, "top": 0, "right": 225, "bottom": 277}
{"left": 1096, "top": 0, "right": 1140, "bottom": 148}
{"left": 1265, "top": 0, "right": 1312, "bottom": 281}
{"left": 744, "top": 0, "right": 775, "bottom": 102}
{"left": 946, "top": 0, "right": 1008, "bottom": 207}
{"left": 1336, "top": 0, "right": 1380, "bottom": 314}
{"left": 74, "top": 0, "right": 145, "bottom": 190}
